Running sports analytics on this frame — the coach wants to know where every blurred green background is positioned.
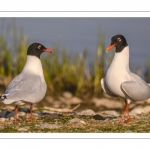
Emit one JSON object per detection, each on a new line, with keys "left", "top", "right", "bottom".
{"left": 0, "top": 19, "right": 150, "bottom": 102}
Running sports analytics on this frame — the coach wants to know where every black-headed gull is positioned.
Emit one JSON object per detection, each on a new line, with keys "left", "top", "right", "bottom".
{"left": 101, "top": 34, "right": 150, "bottom": 123}
{"left": 0, "top": 43, "right": 53, "bottom": 122}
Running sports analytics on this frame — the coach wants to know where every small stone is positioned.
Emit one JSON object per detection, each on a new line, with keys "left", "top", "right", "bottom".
{"left": 92, "top": 114, "right": 105, "bottom": 120}
{"left": 45, "top": 96, "right": 54, "bottom": 104}
{"left": 43, "top": 106, "right": 51, "bottom": 110}
{"left": 25, "top": 113, "right": 30, "bottom": 119}
{"left": 18, "top": 108, "right": 30, "bottom": 113}
{"left": 92, "top": 98, "right": 123, "bottom": 109}
{"left": 143, "top": 106, "right": 150, "bottom": 114}
{"left": 130, "top": 107, "right": 143, "bottom": 115}
{"left": 40, "top": 123, "right": 60, "bottom": 129}
{"left": 97, "top": 110, "right": 120, "bottom": 116}
{"left": 70, "top": 97, "right": 82, "bottom": 105}
{"left": 18, "top": 112, "right": 26, "bottom": 117}
{"left": 6, "top": 112, "right": 15, "bottom": 118}
{"left": 73, "top": 112, "right": 79, "bottom": 116}
{"left": 0, "top": 118, "right": 6, "bottom": 122}
{"left": 68, "top": 118, "right": 86, "bottom": 125}
{"left": 42, "top": 110, "right": 52, "bottom": 114}
{"left": 32, "top": 113, "right": 39, "bottom": 116}
{"left": 78, "top": 109, "right": 95, "bottom": 116}
{"left": 5, "top": 106, "right": 15, "bottom": 110}
{"left": 18, "top": 127, "right": 28, "bottom": 132}
{"left": 131, "top": 115, "right": 141, "bottom": 119}
{"left": 53, "top": 101, "right": 63, "bottom": 108}
{"left": 103, "top": 118, "right": 111, "bottom": 122}
{"left": 59, "top": 96, "right": 66, "bottom": 101}
{"left": 124, "top": 130, "right": 132, "bottom": 133}
{"left": 130, "top": 106, "right": 145, "bottom": 115}
{"left": 146, "top": 98, "right": 150, "bottom": 104}
{"left": 63, "top": 91, "right": 73, "bottom": 99}
{"left": 0, "top": 110, "right": 10, "bottom": 118}
{"left": 10, "top": 117, "right": 15, "bottom": 121}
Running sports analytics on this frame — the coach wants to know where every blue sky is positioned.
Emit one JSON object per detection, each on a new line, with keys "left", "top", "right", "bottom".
{"left": 0, "top": 17, "right": 150, "bottom": 74}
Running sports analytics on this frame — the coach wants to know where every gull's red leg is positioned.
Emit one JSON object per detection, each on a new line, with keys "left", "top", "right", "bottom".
{"left": 124, "top": 107, "right": 131, "bottom": 123}
{"left": 30, "top": 103, "right": 33, "bottom": 122}
{"left": 14, "top": 105, "right": 18, "bottom": 123}
{"left": 119, "top": 104, "right": 130, "bottom": 124}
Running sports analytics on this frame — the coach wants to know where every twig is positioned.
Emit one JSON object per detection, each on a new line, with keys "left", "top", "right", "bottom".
{"left": 45, "top": 104, "right": 80, "bottom": 113}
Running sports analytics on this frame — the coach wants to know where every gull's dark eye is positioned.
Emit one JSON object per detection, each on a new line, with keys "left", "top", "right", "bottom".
{"left": 37, "top": 45, "right": 41, "bottom": 49}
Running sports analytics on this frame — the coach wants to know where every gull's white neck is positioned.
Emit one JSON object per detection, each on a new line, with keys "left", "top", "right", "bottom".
{"left": 109, "top": 46, "right": 130, "bottom": 71}
{"left": 22, "top": 55, "right": 44, "bottom": 76}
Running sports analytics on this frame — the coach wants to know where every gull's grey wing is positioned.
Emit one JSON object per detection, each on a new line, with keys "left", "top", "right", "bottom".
{"left": 4, "top": 72, "right": 47, "bottom": 104}
{"left": 101, "top": 78, "right": 118, "bottom": 97}
{"left": 121, "top": 80, "right": 150, "bottom": 102}
{"left": 129, "top": 72, "right": 150, "bottom": 85}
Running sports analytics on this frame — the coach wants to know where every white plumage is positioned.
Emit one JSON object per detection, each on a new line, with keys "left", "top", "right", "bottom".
{"left": 101, "top": 35, "right": 150, "bottom": 123}
{"left": 0, "top": 43, "right": 53, "bottom": 122}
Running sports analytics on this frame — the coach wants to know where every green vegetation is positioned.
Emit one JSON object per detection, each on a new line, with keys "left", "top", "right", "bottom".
{"left": 0, "top": 21, "right": 150, "bottom": 99}
{"left": 1, "top": 115, "right": 150, "bottom": 133}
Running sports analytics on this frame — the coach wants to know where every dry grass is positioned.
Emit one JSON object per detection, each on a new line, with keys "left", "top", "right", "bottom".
{"left": 0, "top": 113, "right": 150, "bottom": 133}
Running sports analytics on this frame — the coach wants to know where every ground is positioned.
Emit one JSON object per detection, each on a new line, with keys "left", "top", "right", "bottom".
{"left": 0, "top": 95, "right": 150, "bottom": 133}
{"left": 0, "top": 112, "right": 150, "bottom": 133}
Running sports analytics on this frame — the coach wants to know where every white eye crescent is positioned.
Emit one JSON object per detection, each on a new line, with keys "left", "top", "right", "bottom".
{"left": 117, "top": 38, "right": 121, "bottom": 42}
{"left": 38, "top": 45, "right": 41, "bottom": 49}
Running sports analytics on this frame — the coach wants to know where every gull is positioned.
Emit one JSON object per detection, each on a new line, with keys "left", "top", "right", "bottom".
{"left": 0, "top": 43, "right": 53, "bottom": 122}
{"left": 101, "top": 34, "right": 150, "bottom": 123}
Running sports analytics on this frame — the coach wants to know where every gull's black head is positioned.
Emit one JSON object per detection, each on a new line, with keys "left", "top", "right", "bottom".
{"left": 27, "top": 43, "right": 53, "bottom": 59}
{"left": 106, "top": 34, "right": 128, "bottom": 53}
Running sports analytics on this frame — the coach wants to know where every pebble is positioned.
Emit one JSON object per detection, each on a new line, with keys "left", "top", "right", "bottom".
{"left": 53, "top": 101, "right": 63, "bottom": 108}
{"left": 146, "top": 98, "right": 150, "bottom": 104}
{"left": 25, "top": 114, "right": 30, "bottom": 119}
{"left": 63, "top": 91, "right": 73, "bottom": 99}
{"left": 40, "top": 123, "right": 60, "bottom": 129}
{"left": 68, "top": 118, "right": 86, "bottom": 125}
{"left": 0, "top": 118, "right": 6, "bottom": 122}
{"left": 78, "top": 109, "right": 95, "bottom": 116}
{"left": 5, "top": 106, "right": 14, "bottom": 110}
{"left": 6, "top": 112, "right": 15, "bottom": 118}
{"left": 36, "top": 112, "right": 59, "bottom": 117}
{"left": 124, "top": 130, "right": 132, "bottom": 133}
{"left": 92, "top": 98, "right": 123, "bottom": 109}
{"left": 32, "top": 113, "right": 39, "bottom": 116}
{"left": 0, "top": 110, "right": 10, "bottom": 118}
{"left": 97, "top": 110, "right": 120, "bottom": 116}
{"left": 59, "top": 97, "right": 68, "bottom": 104}
{"left": 92, "top": 114, "right": 105, "bottom": 120}
{"left": 45, "top": 96, "right": 54, "bottom": 104}
{"left": 70, "top": 97, "right": 82, "bottom": 105}
{"left": 42, "top": 110, "right": 52, "bottom": 114}
{"left": 18, "top": 112, "right": 26, "bottom": 117}
{"left": 143, "top": 106, "right": 150, "bottom": 114}
{"left": 130, "top": 107, "right": 144, "bottom": 115}
{"left": 43, "top": 106, "right": 51, "bottom": 110}
{"left": 18, "top": 108, "right": 30, "bottom": 113}
{"left": 130, "top": 106, "right": 150, "bottom": 115}
{"left": 5, "top": 118, "right": 9, "bottom": 121}
{"left": 0, "top": 110, "right": 15, "bottom": 118}
{"left": 10, "top": 117, "right": 15, "bottom": 121}
{"left": 103, "top": 118, "right": 111, "bottom": 122}
{"left": 130, "top": 114, "right": 141, "bottom": 119}
{"left": 18, "top": 127, "right": 28, "bottom": 132}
